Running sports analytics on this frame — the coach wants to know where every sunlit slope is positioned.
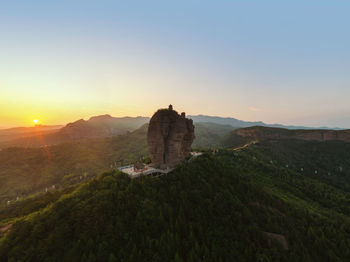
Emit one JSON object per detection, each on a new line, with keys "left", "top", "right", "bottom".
{"left": 0, "top": 116, "right": 149, "bottom": 149}
{"left": 0, "top": 124, "right": 148, "bottom": 205}
{"left": 0, "top": 125, "right": 62, "bottom": 143}
{"left": 0, "top": 122, "right": 236, "bottom": 205}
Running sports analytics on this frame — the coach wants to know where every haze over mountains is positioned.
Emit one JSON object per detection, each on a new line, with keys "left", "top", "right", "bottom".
{"left": 0, "top": 115, "right": 149, "bottom": 149}
{"left": 0, "top": 125, "right": 63, "bottom": 143}
{"left": 0, "top": 114, "right": 344, "bottom": 149}
{"left": 188, "top": 115, "right": 343, "bottom": 130}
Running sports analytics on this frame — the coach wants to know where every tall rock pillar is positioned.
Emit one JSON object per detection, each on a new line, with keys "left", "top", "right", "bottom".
{"left": 147, "top": 105, "right": 195, "bottom": 168}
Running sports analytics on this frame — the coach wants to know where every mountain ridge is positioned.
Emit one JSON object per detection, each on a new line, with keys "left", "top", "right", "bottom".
{"left": 0, "top": 114, "right": 345, "bottom": 149}
{"left": 188, "top": 115, "right": 344, "bottom": 130}
{"left": 235, "top": 126, "right": 350, "bottom": 142}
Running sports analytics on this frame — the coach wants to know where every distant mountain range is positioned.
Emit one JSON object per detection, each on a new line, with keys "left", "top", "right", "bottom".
{"left": 188, "top": 115, "right": 343, "bottom": 130}
{"left": 0, "top": 114, "right": 345, "bottom": 149}
{"left": 0, "top": 125, "right": 63, "bottom": 143}
{"left": 0, "top": 115, "right": 149, "bottom": 148}
{"left": 59, "top": 114, "right": 149, "bottom": 139}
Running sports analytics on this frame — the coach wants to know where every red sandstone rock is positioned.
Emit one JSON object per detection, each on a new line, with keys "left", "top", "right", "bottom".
{"left": 147, "top": 105, "right": 195, "bottom": 168}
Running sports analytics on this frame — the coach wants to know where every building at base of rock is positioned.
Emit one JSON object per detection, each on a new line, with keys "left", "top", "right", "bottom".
{"left": 147, "top": 105, "right": 195, "bottom": 169}
{"left": 133, "top": 161, "right": 146, "bottom": 172}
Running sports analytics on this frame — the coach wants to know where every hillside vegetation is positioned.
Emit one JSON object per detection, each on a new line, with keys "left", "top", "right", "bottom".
{"left": 1, "top": 144, "right": 350, "bottom": 261}
{"left": 192, "top": 122, "right": 235, "bottom": 149}
{"left": 245, "top": 140, "right": 350, "bottom": 192}
{"left": 0, "top": 125, "right": 148, "bottom": 205}
{"left": 231, "top": 126, "right": 350, "bottom": 142}
{"left": 0, "top": 122, "right": 236, "bottom": 204}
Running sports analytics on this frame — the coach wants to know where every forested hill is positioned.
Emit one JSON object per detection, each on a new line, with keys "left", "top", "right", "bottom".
{"left": 0, "top": 122, "right": 233, "bottom": 205}
{"left": 232, "top": 126, "right": 350, "bottom": 142}
{"left": 1, "top": 147, "right": 350, "bottom": 261}
{"left": 0, "top": 124, "right": 149, "bottom": 205}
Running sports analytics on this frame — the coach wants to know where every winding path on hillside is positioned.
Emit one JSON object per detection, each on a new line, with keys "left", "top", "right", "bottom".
{"left": 233, "top": 141, "right": 257, "bottom": 151}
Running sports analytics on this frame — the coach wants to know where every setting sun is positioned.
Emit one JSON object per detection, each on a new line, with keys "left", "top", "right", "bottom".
{"left": 33, "top": 119, "right": 39, "bottom": 124}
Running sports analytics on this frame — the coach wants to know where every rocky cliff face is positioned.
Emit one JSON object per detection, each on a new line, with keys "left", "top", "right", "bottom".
{"left": 235, "top": 126, "right": 350, "bottom": 142}
{"left": 147, "top": 105, "right": 195, "bottom": 168}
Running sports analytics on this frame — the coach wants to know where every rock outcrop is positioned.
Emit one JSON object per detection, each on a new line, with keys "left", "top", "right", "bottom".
{"left": 235, "top": 126, "right": 350, "bottom": 142}
{"left": 147, "top": 105, "right": 195, "bottom": 168}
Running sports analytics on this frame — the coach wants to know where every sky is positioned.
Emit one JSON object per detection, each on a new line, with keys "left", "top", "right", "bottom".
{"left": 1, "top": 0, "right": 350, "bottom": 128}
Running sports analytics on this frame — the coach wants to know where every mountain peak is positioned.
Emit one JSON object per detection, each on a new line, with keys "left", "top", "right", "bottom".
{"left": 88, "top": 114, "right": 113, "bottom": 121}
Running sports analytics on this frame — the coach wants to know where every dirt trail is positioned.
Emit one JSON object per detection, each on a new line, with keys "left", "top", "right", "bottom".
{"left": 233, "top": 141, "right": 257, "bottom": 151}
{"left": 233, "top": 143, "right": 250, "bottom": 151}
{"left": 0, "top": 224, "right": 12, "bottom": 235}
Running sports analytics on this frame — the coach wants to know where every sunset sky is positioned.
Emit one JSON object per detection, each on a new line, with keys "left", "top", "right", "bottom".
{"left": 1, "top": 1, "right": 350, "bottom": 128}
